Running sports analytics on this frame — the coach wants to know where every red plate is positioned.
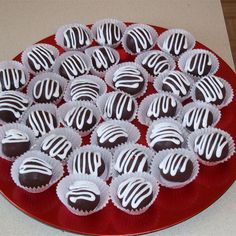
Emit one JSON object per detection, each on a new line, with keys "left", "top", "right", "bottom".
{"left": 0, "top": 24, "right": 235, "bottom": 235}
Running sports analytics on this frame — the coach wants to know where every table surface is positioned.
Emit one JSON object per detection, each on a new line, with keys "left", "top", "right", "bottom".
{"left": 0, "top": 0, "right": 235, "bottom": 235}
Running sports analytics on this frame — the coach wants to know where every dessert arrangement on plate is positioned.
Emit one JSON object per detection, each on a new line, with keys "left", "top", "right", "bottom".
{"left": 0, "top": 18, "right": 235, "bottom": 220}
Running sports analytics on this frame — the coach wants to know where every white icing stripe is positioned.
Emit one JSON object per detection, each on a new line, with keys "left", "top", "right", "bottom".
{"left": 63, "top": 26, "right": 90, "bottom": 49}
{"left": 149, "top": 122, "right": 184, "bottom": 147}
{"left": 73, "top": 151, "right": 102, "bottom": 175}
{"left": 61, "top": 55, "right": 88, "bottom": 80}
{"left": 92, "top": 47, "right": 115, "bottom": 69}
{"left": 114, "top": 148, "right": 147, "bottom": 173}
{"left": 64, "top": 106, "right": 94, "bottom": 130}
{"left": 117, "top": 177, "right": 153, "bottom": 209}
{"left": 0, "top": 68, "right": 26, "bottom": 91}
{"left": 142, "top": 53, "right": 169, "bottom": 76}
{"left": 97, "top": 123, "right": 128, "bottom": 144}
{"left": 128, "top": 27, "right": 153, "bottom": 53}
{"left": 2, "top": 129, "right": 29, "bottom": 144}
{"left": 41, "top": 134, "right": 72, "bottom": 161}
{"left": 185, "top": 53, "right": 212, "bottom": 76}
{"left": 163, "top": 71, "right": 190, "bottom": 96}
{"left": 163, "top": 33, "right": 188, "bottom": 56}
{"left": 70, "top": 79, "right": 99, "bottom": 101}
{"left": 27, "top": 45, "right": 55, "bottom": 71}
{"left": 66, "top": 180, "right": 100, "bottom": 203}
{"left": 194, "top": 132, "right": 228, "bottom": 160}
{"left": 159, "top": 154, "right": 189, "bottom": 176}
{"left": 147, "top": 95, "right": 177, "bottom": 118}
{"left": 33, "top": 78, "right": 60, "bottom": 100}
{"left": 113, "top": 65, "right": 144, "bottom": 89}
{"left": 196, "top": 75, "right": 224, "bottom": 103}
{"left": 183, "top": 107, "right": 211, "bottom": 130}
{"left": 104, "top": 93, "right": 134, "bottom": 119}
{"left": 19, "top": 157, "right": 52, "bottom": 175}
{"left": 96, "top": 23, "right": 121, "bottom": 45}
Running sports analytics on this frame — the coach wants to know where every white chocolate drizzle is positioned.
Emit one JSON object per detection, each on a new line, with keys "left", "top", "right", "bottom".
{"left": 2, "top": 129, "right": 29, "bottom": 144}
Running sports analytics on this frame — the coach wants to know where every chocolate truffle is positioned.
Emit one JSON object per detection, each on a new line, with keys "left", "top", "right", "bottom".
{"left": 141, "top": 52, "right": 170, "bottom": 76}
{"left": 104, "top": 92, "right": 136, "bottom": 120}
{"left": 40, "top": 134, "right": 72, "bottom": 161}
{"left": 96, "top": 122, "right": 128, "bottom": 149}
{"left": 27, "top": 45, "right": 55, "bottom": 73}
{"left": 147, "top": 94, "right": 178, "bottom": 120}
{"left": 112, "top": 65, "right": 145, "bottom": 96}
{"left": 114, "top": 148, "right": 148, "bottom": 175}
{"left": 117, "top": 177, "right": 153, "bottom": 210}
{"left": 66, "top": 180, "right": 100, "bottom": 211}
{"left": 59, "top": 54, "right": 89, "bottom": 80}
{"left": 91, "top": 47, "right": 117, "bottom": 72}
{"left": 0, "top": 67, "right": 26, "bottom": 92}
{"left": 26, "top": 110, "right": 57, "bottom": 137}
{"left": 2, "top": 129, "right": 30, "bottom": 157}
{"left": 159, "top": 153, "right": 193, "bottom": 182}
{"left": 0, "top": 91, "right": 29, "bottom": 123}
{"left": 163, "top": 33, "right": 188, "bottom": 56}
{"left": 63, "top": 26, "right": 92, "bottom": 50}
{"left": 70, "top": 79, "right": 100, "bottom": 102}
{"left": 182, "top": 107, "right": 213, "bottom": 131}
{"left": 72, "top": 151, "right": 105, "bottom": 177}
{"left": 95, "top": 22, "right": 122, "bottom": 46}
{"left": 64, "top": 106, "right": 97, "bottom": 132}
{"left": 33, "top": 78, "right": 62, "bottom": 103}
{"left": 195, "top": 75, "right": 226, "bottom": 105}
{"left": 19, "top": 157, "right": 52, "bottom": 188}
{"left": 162, "top": 71, "right": 191, "bottom": 97}
{"left": 194, "top": 132, "right": 229, "bottom": 162}
{"left": 125, "top": 26, "right": 153, "bottom": 54}
{"left": 149, "top": 122, "right": 184, "bottom": 152}
{"left": 185, "top": 53, "right": 212, "bottom": 77}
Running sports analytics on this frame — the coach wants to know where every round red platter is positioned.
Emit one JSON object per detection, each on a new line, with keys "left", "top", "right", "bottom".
{"left": 0, "top": 23, "right": 235, "bottom": 235}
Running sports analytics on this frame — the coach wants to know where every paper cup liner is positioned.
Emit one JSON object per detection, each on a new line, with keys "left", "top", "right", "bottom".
{"left": 122, "top": 24, "right": 158, "bottom": 56}
{"left": 90, "top": 119, "right": 141, "bottom": 152}
{"left": 138, "top": 92, "right": 182, "bottom": 126}
{"left": 11, "top": 150, "right": 64, "bottom": 193}
{"left": 67, "top": 145, "right": 112, "bottom": 181}
{"left": 57, "top": 101, "right": 101, "bottom": 137}
{"left": 187, "top": 127, "right": 235, "bottom": 166}
{"left": 0, "top": 91, "right": 33, "bottom": 125}
{"left": 21, "top": 43, "right": 59, "bottom": 75}
{"left": 157, "top": 28, "right": 196, "bottom": 60}
{"left": 150, "top": 148, "right": 200, "bottom": 189}
{"left": 63, "top": 74, "right": 107, "bottom": 103}
{"left": 56, "top": 173, "right": 110, "bottom": 216}
{"left": 135, "top": 50, "right": 176, "bottom": 82}
{"left": 96, "top": 91, "right": 138, "bottom": 122}
{"left": 27, "top": 72, "right": 68, "bottom": 105}
{"left": 0, "top": 60, "right": 30, "bottom": 92}
{"left": 85, "top": 46, "right": 120, "bottom": 77}
{"left": 20, "top": 103, "right": 59, "bottom": 137}
{"left": 112, "top": 142, "right": 155, "bottom": 178}
{"left": 0, "top": 123, "right": 36, "bottom": 161}
{"left": 146, "top": 117, "right": 189, "bottom": 152}
{"left": 52, "top": 51, "right": 92, "bottom": 80}
{"left": 178, "top": 49, "right": 220, "bottom": 80}
{"left": 178, "top": 101, "right": 221, "bottom": 132}
{"left": 104, "top": 62, "right": 148, "bottom": 98}
{"left": 33, "top": 127, "right": 82, "bottom": 165}
{"left": 91, "top": 18, "right": 127, "bottom": 48}
{"left": 55, "top": 23, "right": 93, "bottom": 51}
{"left": 153, "top": 70, "right": 194, "bottom": 102}
{"left": 190, "top": 75, "right": 234, "bottom": 109}
{"left": 110, "top": 172, "right": 160, "bottom": 215}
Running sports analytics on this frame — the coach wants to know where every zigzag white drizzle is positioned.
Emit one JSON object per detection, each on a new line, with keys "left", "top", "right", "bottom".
{"left": 2, "top": 129, "right": 29, "bottom": 144}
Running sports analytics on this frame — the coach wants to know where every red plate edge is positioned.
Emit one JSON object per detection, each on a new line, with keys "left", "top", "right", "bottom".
{"left": 0, "top": 23, "right": 235, "bottom": 235}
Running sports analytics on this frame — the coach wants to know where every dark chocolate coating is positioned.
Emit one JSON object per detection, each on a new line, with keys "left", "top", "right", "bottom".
{"left": 2, "top": 141, "right": 30, "bottom": 158}
{"left": 159, "top": 154, "right": 193, "bottom": 182}
{"left": 97, "top": 133, "right": 127, "bottom": 149}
